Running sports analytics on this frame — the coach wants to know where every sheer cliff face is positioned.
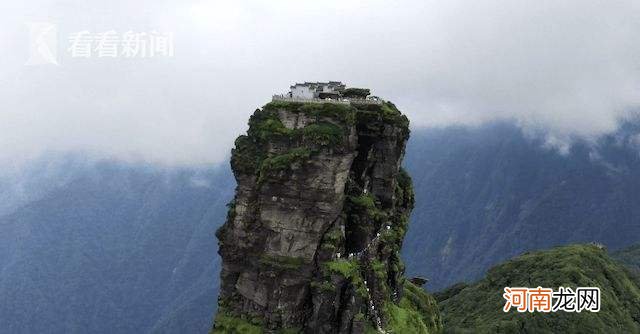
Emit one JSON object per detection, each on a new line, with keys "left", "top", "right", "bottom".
{"left": 213, "top": 101, "right": 440, "bottom": 333}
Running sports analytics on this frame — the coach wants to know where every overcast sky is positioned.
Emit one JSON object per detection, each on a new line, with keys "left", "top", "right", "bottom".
{"left": 1, "top": 0, "right": 640, "bottom": 167}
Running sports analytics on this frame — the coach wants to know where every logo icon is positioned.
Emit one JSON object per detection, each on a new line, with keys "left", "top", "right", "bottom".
{"left": 26, "top": 22, "right": 58, "bottom": 66}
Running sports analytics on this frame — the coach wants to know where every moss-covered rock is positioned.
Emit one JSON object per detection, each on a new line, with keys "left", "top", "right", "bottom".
{"left": 257, "top": 148, "right": 311, "bottom": 184}
{"left": 230, "top": 135, "right": 264, "bottom": 175}
{"left": 214, "top": 96, "right": 426, "bottom": 333}
{"left": 259, "top": 255, "right": 307, "bottom": 270}
{"left": 211, "top": 307, "right": 264, "bottom": 334}
{"left": 263, "top": 100, "right": 357, "bottom": 126}
{"left": 301, "top": 122, "right": 344, "bottom": 146}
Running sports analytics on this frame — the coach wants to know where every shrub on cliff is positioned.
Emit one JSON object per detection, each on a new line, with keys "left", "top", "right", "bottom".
{"left": 341, "top": 88, "right": 371, "bottom": 98}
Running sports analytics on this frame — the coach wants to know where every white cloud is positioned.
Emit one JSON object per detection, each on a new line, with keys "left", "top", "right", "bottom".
{"left": 1, "top": 0, "right": 640, "bottom": 166}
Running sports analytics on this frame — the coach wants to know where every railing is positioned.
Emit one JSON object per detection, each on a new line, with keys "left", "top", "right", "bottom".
{"left": 272, "top": 95, "right": 383, "bottom": 105}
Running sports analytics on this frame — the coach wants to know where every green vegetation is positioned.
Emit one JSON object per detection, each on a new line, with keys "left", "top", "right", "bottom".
{"left": 263, "top": 101, "right": 357, "bottom": 125}
{"left": 326, "top": 259, "right": 360, "bottom": 277}
{"left": 212, "top": 309, "right": 263, "bottom": 334}
{"left": 213, "top": 308, "right": 301, "bottom": 334}
{"left": 310, "top": 280, "right": 336, "bottom": 292}
{"left": 225, "top": 199, "right": 237, "bottom": 223}
{"left": 298, "top": 103, "right": 356, "bottom": 125}
{"left": 320, "top": 226, "right": 344, "bottom": 251}
{"left": 364, "top": 324, "right": 379, "bottom": 334}
{"left": 254, "top": 118, "right": 292, "bottom": 139}
{"left": 345, "top": 191, "right": 385, "bottom": 250}
{"left": 320, "top": 242, "right": 337, "bottom": 252}
{"left": 341, "top": 87, "right": 371, "bottom": 98}
{"left": 348, "top": 193, "right": 384, "bottom": 219}
{"left": 384, "top": 302, "right": 431, "bottom": 334}
{"left": 263, "top": 100, "right": 305, "bottom": 110}
{"left": 432, "top": 282, "right": 468, "bottom": 302}
{"left": 380, "top": 102, "right": 409, "bottom": 128}
{"left": 233, "top": 102, "right": 361, "bottom": 184}
{"left": 380, "top": 281, "right": 443, "bottom": 334}
{"left": 235, "top": 99, "right": 412, "bottom": 187}
{"left": 379, "top": 215, "right": 409, "bottom": 254}
{"left": 402, "top": 282, "right": 443, "bottom": 333}
{"left": 259, "top": 255, "right": 307, "bottom": 270}
{"left": 325, "top": 259, "right": 368, "bottom": 297}
{"left": 437, "top": 244, "right": 640, "bottom": 333}
{"left": 249, "top": 105, "right": 345, "bottom": 143}
{"left": 234, "top": 103, "right": 356, "bottom": 183}
{"left": 395, "top": 167, "right": 415, "bottom": 208}
{"left": 301, "top": 122, "right": 344, "bottom": 146}
{"left": 613, "top": 244, "right": 640, "bottom": 277}
{"left": 231, "top": 135, "right": 264, "bottom": 175}
{"left": 349, "top": 193, "right": 376, "bottom": 210}
{"left": 258, "top": 148, "right": 311, "bottom": 184}
{"left": 260, "top": 148, "right": 311, "bottom": 172}
{"left": 259, "top": 103, "right": 353, "bottom": 147}
{"left": 371, "top": 259, "right": 387, "bottom": 280}
{"left": 247, "top": 110, "right": 292, "bottom": 141}
{"left": 351, "top": 101, "right": 410, "bottom": 130}
{"left": 324, "top": 227, "right": 343, "bottom": 244}
{"left": 376, "top": 169, "right": 414, "bottom": 257}
{"left": 212, "top": 316, "right": 262, "bottom": 334}
{"left": 222, "top": 98, "right": 425, "bottom": 333}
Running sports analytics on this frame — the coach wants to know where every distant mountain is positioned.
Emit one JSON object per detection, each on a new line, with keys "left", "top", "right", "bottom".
{"left": 5, "top": 118, "right": 640, "bottom": 332}
{"left": 0, "top": 157, "right": 233, "bottom": 334}
{"left": 613, "top": 244, "right": 640, "bottom": 276}
{"left": 402, "top": 121, "right": 640, "bottom": 290}
{"left": 436, "top": 244, "right": 640, "bottom": 333}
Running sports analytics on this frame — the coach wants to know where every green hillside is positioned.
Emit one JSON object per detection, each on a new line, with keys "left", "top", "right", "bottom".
{"left": 436, "top": 244, "right": 640, "bottom": 333}
{"left": 614, "top": 244, "right": 640, "bottom": 277}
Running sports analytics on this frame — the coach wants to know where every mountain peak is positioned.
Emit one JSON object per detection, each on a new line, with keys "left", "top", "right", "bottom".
{"left": 212, "top": 99, "right": 440, "bottom": 333}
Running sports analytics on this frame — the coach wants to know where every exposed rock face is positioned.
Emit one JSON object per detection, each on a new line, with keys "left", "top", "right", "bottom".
{"left": 213, "top": 100, "right": 441, "bottom": 333}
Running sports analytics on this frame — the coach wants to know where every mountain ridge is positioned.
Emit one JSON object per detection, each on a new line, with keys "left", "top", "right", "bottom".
{"left": 0, "top": 160, "right": 232, "bottom": 334}
{"left": 436, "top": 244, "right": 640, "bottom": 333}
{"left": 3, "top": 119, "right": 640, "bottom": 332}
{"left": 403, "top": 121, "right": 640, "bottom": 290}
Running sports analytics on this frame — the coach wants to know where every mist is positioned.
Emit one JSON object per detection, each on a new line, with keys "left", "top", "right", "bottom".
{"left": 1, "top": 0, "right": 640, "bottom": 166}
